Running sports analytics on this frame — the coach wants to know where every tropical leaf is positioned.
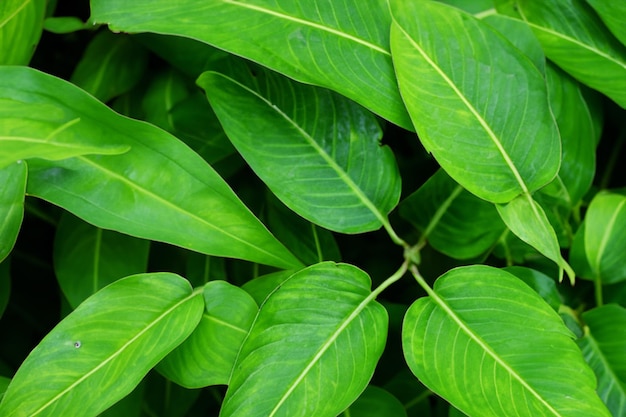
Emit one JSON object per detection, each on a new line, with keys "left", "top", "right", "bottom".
{"left": 157, "top": 281, "right": 258, "bottom": 388}
{"left": 403, "top": 265, "right": 611, "bottom": 417}
{"left": 399, "top": 169, "right": 505, "bottom": 260}
{"left": 0, "top": 273, "right": 204, "bottom": 417}
{"left": 0, "top": 0, "right": 46, "bottom": 65}
{"left": 586, "top": 0, "right": 626, "bottom": 47}
{"left": 517, "top": 0, "right": 626, "bottom": 108}
{"left": 342, "top": 385, "right": 407, "bottom": 417}
{"left": 89, "top": 0, "right": 412, "bottom": 129}
{"left": 503, "top": 266, "right": 562, "bottom": 311}
{"left": 53, "top": 213, "right": 150, "bottom": 309}
{"left": 241, "top": 269, "right": 296, "bottom": 305}
{"left": 390, "top": 0, "right": 561, "bottom": 204}
{"left": 221, "top": 262, "right": 387, "bottom": 417}
{"left": 198, "top": 68, "right": 402, "bottom": 235}
{"left": 1, "top": 66, "right": 302, "bottom": 269}
{"left": 0, "top": 161, "right": 26, "bottom": 262}
{"left": 578, "top": 304, "right": 626, "bottom": 417}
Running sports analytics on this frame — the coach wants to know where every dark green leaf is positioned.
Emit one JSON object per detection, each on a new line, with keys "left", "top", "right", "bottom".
{"left": 578, "top": 304, "right": 626, "bottom": 417}
{"left": 140, "top": 68, "right": 190, "bottom": 131}
{"left": 184, "top": 253, "right": 226, "bottom": 288}
{"left": 221, "top": 262, "right": 387, "bottom": 417}
{"left": 157, "top": 281, "right": 258, "bottom": 388}
{"left": 403, "top": 265, "right": 611, "bottom": 417}
{"left": 4, "top": 66, "right": 301, "bottom": 269}
{"left": 342, "top": 385, "right": 407, "bottom": 417}
{"left": 0, "top": 273, "right": 204, "bottom": 417}
{"left": 586, "top": 0, "right": 626, "bottom": 47}
{"left": 391, "top": 0, "right": 561, "bottom": 203}
{"left": 0, "top": 0, "right": 46, "bottom": 64}
{"left": 53, "top": 213, "right": 150, "bottom": 309}
{"left": 503, "top": 266, "right": 562, "bottom": 311}
{"left": 43, "top": 16, "right": 88, "bottom": 34}
{"left": 0, "top": 161, "right": 26, "bottom": 262}
{"left": 241, "top": 269, "right": 296, "bottom": 305}
{"left": 199, "top": 70, "right": 401, "bottom": 235}
{"left": 89, "top": 0, "right": 413, "bottom": 129}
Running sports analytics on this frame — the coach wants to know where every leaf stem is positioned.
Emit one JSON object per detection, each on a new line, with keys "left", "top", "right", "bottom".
{"left": 594, "top": 276, "right": 603, "bottom": 307}
{"left": 370, "top": 257, "right": 410, "bottom": 299}
{"left": 382, "top": 219, "right": 409, "bottom": 249}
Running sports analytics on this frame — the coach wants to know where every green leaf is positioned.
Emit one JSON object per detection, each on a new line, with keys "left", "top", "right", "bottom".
{"left": 403, "top": 265, "right": 611, "bottom": 417}
{"left": 0, "top": 161, "right": 26, "bottom": 262}
{"left": 586, "top": 0, "right": 626, "bottom": 47}
{"left": 503, "top": 266, "right": 562, "bottom": 311}
{"left": 142, "top": 373, "right": 201, "bottom": 417}
{"left": 3, "top": 66, "right": 301, "bottom": 269}
{"left": 0, "top": 0, "right": 46, "bottom": 65}
{"left": 390, "top": 0, "right": 561, "bottom": 203}
{"left": 583, "top": 191, "right": 626, "bottom": 284}
{"left": 98, "top": 381, "right": 144, "bottom": 417}
{"left": 53, "top": 213, "right": 150, "bottom": 309}
{"left": 0, "top": 273, "right": 204, "bottom": 417}
{"left": 517, "top": 0, "right": 626, "bottom": 108}
{"left": 198, "top": 69, "right": 401, "bottom": 235}
{"left": 89, "top": 0, "right": 413, "bottom": 129}
{"left": 70, "top": 31, "right": 148, "bottom": 103}
{"left": 221, "top": 262, "right": 387, "bottom": 417}
{"left": 342, "top": 385, "right": 407, "bottom": 417}
{"left": 140, "top": 68, "right": 191, "bottom": 131}
{"left": 157, "top": 281, "right": 258, "bottom": 388}
{"left": 578, "top": 304, "right": 626, "bottom": 417}
{"left": 184, "top": 253, "right": 227, "bottom": 288}
{"left": 496, "top": 193, "right": 574, "bottom": 282}
{"left": 241, "top": 269, "right": 296, "bottom": 305}
{"left": 43, "top": 16, "right": 88, "bottom": 34}
{"left": 399, "top": 169, "right": 505, "bottom": 260}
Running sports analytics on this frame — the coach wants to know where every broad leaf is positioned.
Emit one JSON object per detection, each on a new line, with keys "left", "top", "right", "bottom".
{"left": 0, "top": 0, "right": 46, "bottom": 65}
{"left": 199, "top": 69, "right": 401, "bottom": 234}
{"left": 70, "top": 31, "right": 148, "bottom": 103}
{"left": 157, "top": 281, "right": 258, "bottom": 388}
{"left": 578, "top": 304, "right": 626, "bottom": 417}
{"left": 53, "top": 213, "right": 150, "bottom": 309}
{"left": 517, "top": 0, "right": 626, "bottom": 108}
{"left": 241, "top": 269, "right": 296, "bottom": 305}
{"left": 2, "top": 66, "right": 301, "bottom": 269}
{"left": 221, "top": 262, "right": 387, "bottom": 417}
{"left": 0, "top": 161, "right": 26, "bottom": 262}
{"left": 399, "top": 169, "right": 505, "bottom": 260}
{"left": 0, "top": 273, "right": 204, "bottom": 417}
{"left": 342, "top": 385, "right": 407, "bottom": 417}
{"left": 586, "top": 0, "right": 626, "bottom": 47}
{"left": 403, "top": 265, "right": 611, "bottom": 417}
{"left": 90, "top": 0, "right": 413, "bottom": 129}
{"left": 390, "top": 0, "right": 561, "bottom": 203}
{"left": 582, "top": 191, "right": 626, "bottom": 284}
{"left": 496, "top": 193, "right": 573, "bottom": 282}
{"left": 503, "top": 266, "right": 562, "bottom": 311}
{"left": 140, "top": 68, "right": 191, "bottom": 131}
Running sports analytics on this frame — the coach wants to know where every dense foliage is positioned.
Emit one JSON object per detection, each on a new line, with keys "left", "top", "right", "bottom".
{"left": 1, "top": 0, "right": 625, "bottom": 416}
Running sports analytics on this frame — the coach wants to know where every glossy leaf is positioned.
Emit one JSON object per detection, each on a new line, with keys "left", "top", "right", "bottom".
{"left": 3, "top": 66, "right": 301, "bottom": 269}
{"left": 0, "top": 161, "right": 26, "bottom": 262}
{"left": 403, "top": 265, "right": 611, "bottom": 417}
{"left": 43, "top": 16, "right": 88, "bottom": 34}
{"left": 70, "top": 31, "right": 148, "bottom": 103}
{"left": 390, "top": 0, "right": 561, "bottom": 203}
{"left": 241, "top": 269, "right": 296, "bottom": 305}
{"left": 221, "top": 262, "right": 387, "bottom": 417}
{"left": 583, "top": 191, "right": 626, "bottom": 284}
{"left": 53, "top": 213, "right": 150, "bottom": 308}
{"left": 157, "top": 281, "right": 258, "bottom": 388}
{"left": 578, "top": 304, "right": 626, "bottom": 417}
{"left": 0, "top": 273, "right": 204, "bottom": 417}
{"left": 586, "top": 0, "right": 626, "bottom": 47}
{"left": 399, "top": 169, "right": 505, "bottom": 259}
{"left": 90, "top": 0, "right": 412, "bottom": 129}
{"left": 342, "top": 385, "right": 407, "bottom": 417}
{"left": 496, "top": 193, "right": 573, "bottom": 282}
{"left": 0, "top": 0, "right": 46, "bottom": 64}
{"left": 503, "top": 266, "right": 562, "bottom": 311}
{"left": 518, "top": 0, "right": 626, "bottom": 108}
{"left": 199, "top": 69, "right": 401, "bottom": 234}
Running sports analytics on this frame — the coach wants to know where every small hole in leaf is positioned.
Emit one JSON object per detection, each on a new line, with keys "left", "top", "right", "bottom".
{"left": 74, "top": 341, "right": 81, "bottom": 348}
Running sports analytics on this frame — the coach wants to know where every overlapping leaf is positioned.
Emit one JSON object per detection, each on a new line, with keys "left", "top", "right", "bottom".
{"left": 1, "top": 66, "right": 301, "bottom": 269}
{"left": 221, "top": 262, "right": 387, "bottom": 417}
{"left": 578, "top": 304, "right": 626, "bottom": 417}
{"left": 517, "top": 0, "right": 626, "bottom": 108}
{"left": 0, "top": 161, "right": 26, "bottom": 262}
{"left": 586, "top": 0, "right": 626, "bottom": 47}
{"left": 198, "top": 67, "right": 401, "bottom": 234}
{"left": 0, "top": 0, "right": 46, "bottom": 65}
{"left": 343, "top": 386, "right": 407, "bottom": 417}
{"left": 403, "top": 265, "right": 611, "bottom": 417}
{"left": 390, "top": 0, "right": 561, "bottom": 204}
{"left": 0, "top": 273, "right": 204, "bottom": 417}
{"left": 89, "top": 0, "right": 412, "bottom": 129}
{"left": 157, "top": 281, "right": 258, "bottom": 388}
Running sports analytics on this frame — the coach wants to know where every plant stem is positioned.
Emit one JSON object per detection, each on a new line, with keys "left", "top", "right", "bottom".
{"left": 382, "top": 219, "right": 409, "bottom": 249}
{"left": 594, "top": 276, "right": 603, "bottom": 307}
{"left": 370, "top": 258, "right": 410, "bottom": 299}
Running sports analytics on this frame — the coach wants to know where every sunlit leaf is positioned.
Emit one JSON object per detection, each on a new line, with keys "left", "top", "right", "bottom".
{"left": 53, "top": 213, "right": 150, "bottom": 309}
{"left": 199, "top": 68, "right": 401, "bottom": 234}
{"left": 0, "top": 161, "right": 26, "bottom": 262}
{"left": 0, "top": 0, "right": 46, "bottom": 64}
{"left": 2, "top": 66, "right": 301, "bottom": 269}
{"left": 0, "top": 273, "right": 204, "bottom": 417}
{"left": 403, "top": 265, "right": 611, "bottom": 417}
{"left": 221, "top": 262, "right": 387, "bottom": 417}
{"left": 391, "top": 0, "right": 560, "bottom": 203}
{"left": 157, "top": 281, "right": 258, "bottom": 388}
